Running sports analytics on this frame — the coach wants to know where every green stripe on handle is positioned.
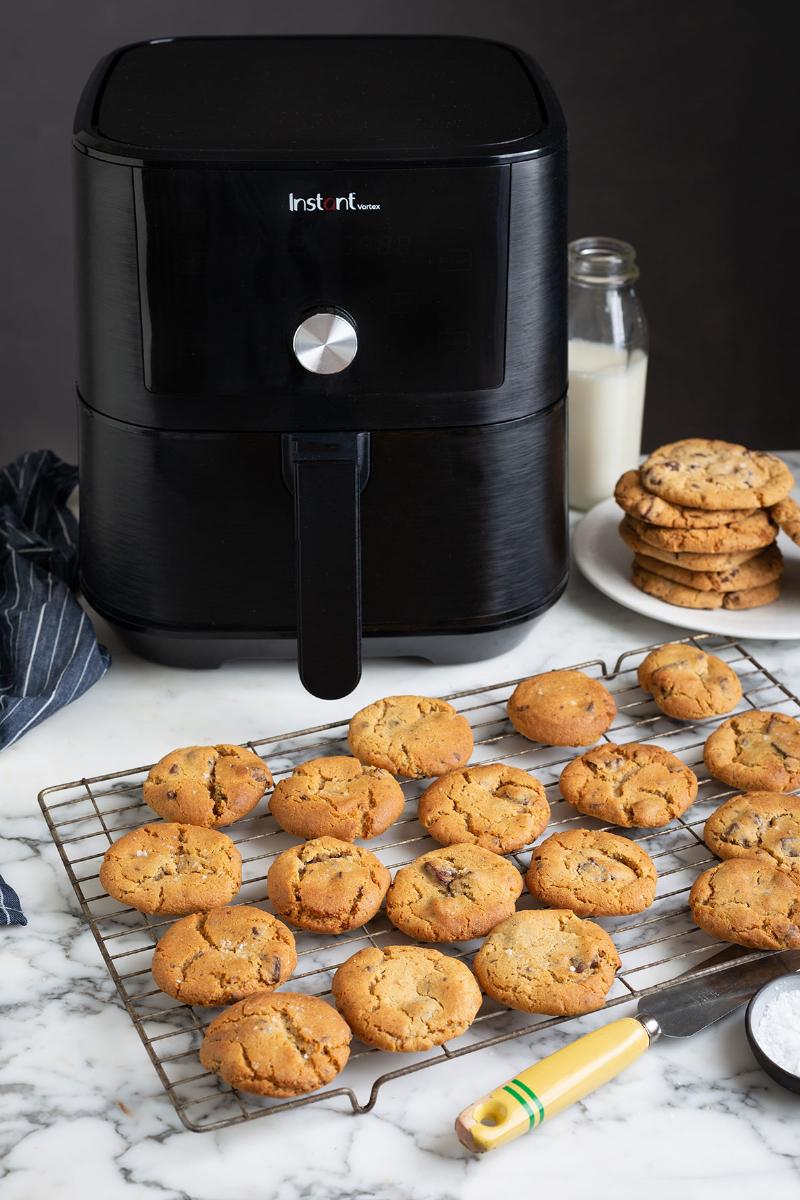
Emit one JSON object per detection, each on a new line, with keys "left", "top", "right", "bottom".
{"left": 501, "top": 1084, "right": 536, "bottom": 1130}
{"left": 512, "top": 1077, "right": 546, "bottom": 1126}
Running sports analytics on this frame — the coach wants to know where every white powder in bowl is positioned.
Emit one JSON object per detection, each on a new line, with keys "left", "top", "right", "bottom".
{"left": 755, "top": 988, "right": 800, "bottom": 1075}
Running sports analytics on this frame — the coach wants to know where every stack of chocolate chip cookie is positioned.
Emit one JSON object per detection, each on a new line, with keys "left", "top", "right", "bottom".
{"left": 614, "top": 438, "right": 798, "bottom": 610}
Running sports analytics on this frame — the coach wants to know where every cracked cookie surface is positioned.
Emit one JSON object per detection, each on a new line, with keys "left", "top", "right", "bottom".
{"left": 143, "top": 744, "right": 272, "bottom": 828}
{"left": 348, "top": 695, "right": 474, "bottom": 779}
{"left": 619, "top": 517, "right": 763, "bottom": 570}
{"left": 637, "top": 643, "right": 743, "bottom": 720}
{"left": 331, "top": 944, "right": 482, "bottom": 1051}
{"left": 633, "top": 544, "right": 783, "bottom": 595}
{"left": 525, "top": 829, "right": 657, "bottom": 916}
{"left": 704, "top": 711, "right": 800, "bottom": 792}
{"left": 560, "top": 742, "right": 698, "bottom": 828}
{"left": 614, "top": 469, "right": 755, "bottom": 529}
{"left": 152, "top": 905, "right": 296, "bottom": 1005}
{"left": 632, "top": 563, "right": 779, "bottom": 611}
{"left": 267, "top": 836, "right": 391, "bottom": 933}
{"left": 269, "top": 756, "right": 405, "bottom": 841}
{"left": 199, "top": 991, "right": 352, "bottom": 1096}
{"left": 508, "top": 670, "right": 616, "bottom": 747}
{"left": 689, "top": 858, "right": 800, "bottom": 951}
{"left": 99, "top": 822, "right": 242, "bottom": 914}
{"left": 771, "top": 496, "right": 800, "bottom": 546}
{"left": 472, "top": 909, "right": 620, "bottom": 1016}
{"left": 640, "top": 439, "right": 794, "bottom": 510}
{"left": 385, "top": 843, "right": 523, "bottom": 942}
{"left": 704, "top": 791, "right": 800, "bottom": 877}
{"left": 417, "top": 763, "right": 549, "bottom": 854}
{"left": 625, "top": 510, "right": 777, "bottom": 554}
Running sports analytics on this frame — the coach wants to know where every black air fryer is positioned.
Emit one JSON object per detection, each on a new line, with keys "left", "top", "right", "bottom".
{"left": 74, "top": 36, "right": 568, "bottom": 699}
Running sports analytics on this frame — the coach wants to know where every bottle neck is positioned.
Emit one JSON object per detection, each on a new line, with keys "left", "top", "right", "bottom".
{"left": 569, "top": 237, "right": 639, "bottom": 287}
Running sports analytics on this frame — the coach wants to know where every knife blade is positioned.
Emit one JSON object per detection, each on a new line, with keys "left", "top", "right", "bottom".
{"left": 456, "top": 947, "right": 800, "bottom": 1154}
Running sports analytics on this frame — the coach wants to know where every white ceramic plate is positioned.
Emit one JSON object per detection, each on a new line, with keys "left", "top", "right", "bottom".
{"left": 573, "top": 496, "right": 800, "bottom": 640}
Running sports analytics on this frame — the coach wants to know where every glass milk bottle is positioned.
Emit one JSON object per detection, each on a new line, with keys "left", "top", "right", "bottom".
{"left": 567, "top": 237, "right": 648, "bottom": 509}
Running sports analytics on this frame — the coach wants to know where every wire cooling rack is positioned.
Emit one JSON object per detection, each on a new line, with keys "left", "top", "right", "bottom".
{"left": 39, "top": 634, "right": 799, "bottom": 1132}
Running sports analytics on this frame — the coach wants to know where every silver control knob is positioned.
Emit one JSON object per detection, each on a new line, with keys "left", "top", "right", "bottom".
{"left": 292, "top": 311, "right": 358, "bottom": 375}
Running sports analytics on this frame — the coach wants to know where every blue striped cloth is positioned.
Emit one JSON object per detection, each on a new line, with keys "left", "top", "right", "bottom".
{"left": 0, "top": 874, "right": 26, "bottom": 926}
{"left": 0, "top": 449, "right": 110, "bottom": 751}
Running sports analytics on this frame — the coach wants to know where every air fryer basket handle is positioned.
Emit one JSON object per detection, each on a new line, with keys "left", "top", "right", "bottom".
{"left": 281, "top": 432, "right": 370, "bottom": 700}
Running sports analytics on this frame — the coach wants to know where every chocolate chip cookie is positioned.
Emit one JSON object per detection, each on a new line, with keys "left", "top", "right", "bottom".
{"left": 704, "top": 711, "right": 800, "bottom": 792}
{"left": 560, "top": 742, "right": 698, "bottom": 828}
{"left": 200, "top": 991, "right": 352, "bottom": 1097}
{"left": 704, "top": 791, "right": 800, "bottom": 877}
{"left": 615, "top": 469, "right": 753, "bottom": 529}
{"left": 269, "top": 756, "right": 405, "bottom": 841}
{"left": 771, "top": 496, "right": 800, "bottom": 546}
{"left": 267, "top": 836, "right": 390, "bottom": 934}
{"left": 151, "top": 905, "right": 296, "bottom": 1005}
{"left": 633, "top": 544, "right": 783, "bottom": 594}
{"left": 508, "top": 670, "right": 616, "bottom": 747}
{"left": 472, "top": 909, "right": 620, "bottom": 1016}
{"left": 525, "top": 829, "right": 657, "bottom": 916}
{"left": 143, "top": 744, "right": 272, "bottom": 828}
{"left": 417, "top": 763, "right": 550, "bottom": 854}
{"left": 348, "top": 695, "right": 474, "bottom": 778}
{"left": 632, "top": 563, "right": 780, "bottom": 610}
{"left": 99, "top": 822, "right": 242, "bottom": 914}
{"left": 331, "top": 945, "right": 482, "bottom": 1051}
{"left": 625, "top": 510, "right": 777, "bottom": 555}
{"left": 637, "top": 642, "right": 743, "bottom": 720}
{"left": 689, "top": 858, "right": 800, "bottom": 951}
{"left": 619, "top": 517, "right": 763, "bottom": 570}
{"left": 385, "top": 844, "right": 523, "bottom": 942}
{"left": 641, "top": 439, "right": 794, "bottom": 510}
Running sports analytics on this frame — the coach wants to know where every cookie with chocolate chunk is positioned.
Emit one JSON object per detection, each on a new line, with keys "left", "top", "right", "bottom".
{"left": 640, "top": 439, "right": 794, "bottom": 510}
{"left": 152, "top": 905, "right": 296, "bottom": 1005}
{"left": 615, "top": 469, "right": 753, "bottom": 528}
{"left": 508, "top": 670, "right": 616, "bottom": 746}
{"left": 348, "top": 695, "right": 474, "bottom": 779}
{"left": 99, "top": 822, "right": 242, "bottom": 914}
{"left": 632, "top": 563, "right": 780, "bottom": 610}
{"left": 689, "top": 858, "right": 800, "bottom": 951}
{"left": 625, "top": 510, "right": 776, "bottom": 554}
{"left": 633, "top": 543, "right": 783, "bottom": 594}
{"left": 385, "top": 843, "right": 523, "bottom": 942}
{"left": 771, "top": 496, "right": 800, "bottom": 546}
{"left": 704, "top": 711, "right": 800, "bottom": 792}
{"left": 637, "top": 642, "right": 742, "bottom": 720}
{"left": 417, "top": 763, "right": 550, "bottom": 854}
{"left": 560, "top": 742, "right": 698, "bottom": 828}
{"left": 703, "top": 791, "right": 800, "bottom": 877}
{"left": 267, "top": 837, "right": 390, "bottom": 933}
{"left": 143, "top": 744, "right": 272, "bottom": 828}
{"left": 269, "top": 756, "right": 405, "bottom": 841}
{"left": 526, "top": 829, "right": 657, "bottom": 916}
{"left": 619, "top": 517, "right": 763, "bottom": 570}
{"left": 472, "top": 909, "right": 620, "bottom": 1016}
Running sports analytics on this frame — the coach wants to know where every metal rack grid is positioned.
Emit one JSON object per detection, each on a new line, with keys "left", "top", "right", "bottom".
{"left": 39, "top": 633, "right": 799, "bottom": 1133}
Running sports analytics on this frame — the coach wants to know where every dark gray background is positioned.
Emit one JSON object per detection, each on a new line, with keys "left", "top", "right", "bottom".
{"left": 2, "top": 0, "right": 797, "bottom": 464}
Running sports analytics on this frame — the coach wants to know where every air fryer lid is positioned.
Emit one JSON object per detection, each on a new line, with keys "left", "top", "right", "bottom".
{"left": 78, "top": 36, "right": 549, "bottom": 163}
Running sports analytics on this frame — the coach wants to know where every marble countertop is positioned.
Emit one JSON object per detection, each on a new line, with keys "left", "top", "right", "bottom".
{"left": 3, "top": 515, "right": 800, "bottom": 1200}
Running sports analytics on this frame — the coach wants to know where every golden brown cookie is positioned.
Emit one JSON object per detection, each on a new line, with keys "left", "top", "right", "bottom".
{"left": 385, "top": 844, "right": 523, "bottom": 942}
{"left": 632, "top": 563, "right": 780, "bottom": 610}
{"left": 704, "top": 711, "right": 800, "bottom": 792}
{"left": 331, "top": 945, "right": 482, "bottom": 1051}
{"left": 637, "top": 642, "right": 743, "bottom": 720}
{"left": 508, "top": 670, "right": 616, "bottom": 746}
{"left": 348, "top": 695, "right": 474, "bottom": 778}
{"left": 560, "top": 742, "right": 698, "bottom": 828}
{"left": 771, "top": 496, "right": 800, "bottom": 546}
{"left": 633, "top": 543, "right": 783, "bottom": 593}
{"left": 619, "top": 517, "right": 763, "bottom": 569}
{"left": 143, "top": 744, "right": 272, "bottom": 828}
{"left": 525, "top": 829, "right": 657, "bottom": 916}
{"left": 689, "top": 858, "right": 800, "bottom": 951}
{"left": 614, "top": 469, "right": 754, "bottom": 528}
{"left": 625, "top": 511, "right": 776, "bottom": 554}
{"left": 267, "top": 836, "right": 390, "bottom": 933}
{"left": 269, "top": 756, "right": 405, "bottom": 841}
{"left": 640, "top": 439, "right": 794, "bottom": 510}
{"left": 472, "top": 909, "right": 620, "bottom": 1016}
{"left": 703, "top": 791, "right": 800, "bottom": 877}
{"left": 151, "top": 905, "right": 296, "bottom": 1005}
{"left": 199, "top": 991, "right": 352, "bottom": 1097}
{"left": 99, "top": 822, "right": 242, "bottom": 914}
{"left": 417, "top": 763, "right": 550, "bottom": 854}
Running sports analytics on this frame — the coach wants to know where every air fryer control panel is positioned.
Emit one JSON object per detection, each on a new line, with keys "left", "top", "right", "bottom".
{"left": 133, "top": 167, "right": 509, "bottom": 397}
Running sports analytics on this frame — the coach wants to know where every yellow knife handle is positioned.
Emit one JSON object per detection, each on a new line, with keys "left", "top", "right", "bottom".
{"left": 455, "top": 1016, "right": 655, "bottom": 1154}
